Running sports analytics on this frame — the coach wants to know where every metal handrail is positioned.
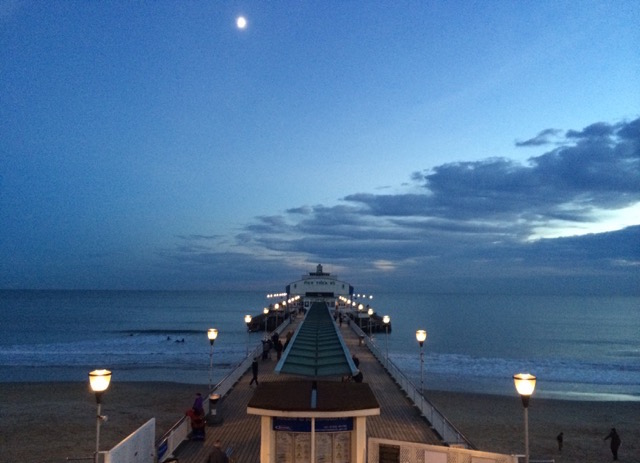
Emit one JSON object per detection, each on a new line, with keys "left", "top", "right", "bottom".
{"left": 349, "top": 321, "right": 474, "bottom": 449}
{"left": 156, "top": 317, "right": 292, "bottom": 461}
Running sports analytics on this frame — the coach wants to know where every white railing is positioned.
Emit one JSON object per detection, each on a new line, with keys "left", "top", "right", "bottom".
{"left": 105, "top": 418, "right": 156, "bottom": 463}
{"left": 349, "top": 322, "right": 473, "bottom": 449}
{"left": 368, "top": 437, "right": 517, "bottom": 463}
{"left": 515, "top": 457, "right": 555, "bottom": 463}
{"left": 156, "top": 317, "right": 292, "bottom": 462}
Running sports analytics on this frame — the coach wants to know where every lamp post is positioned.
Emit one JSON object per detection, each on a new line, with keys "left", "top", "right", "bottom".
{"left": 382, "top": 315, "right": 390, "bottom": 363}
{"left": 367, "top": 307, "right": 374, "bottom": 337}
{"left": 514, "top": 373, "right": 537, "bottom": 463}
{"left": 244, "top": 315, "right": 252, "bottom": 357}
{"left": 89, "top": 369, "right": 112, "bottom": 463}
{"left": 207, "top": 329, "right": 219, "bottom": 424}
{"left": 416, "top": 330, "right": 427, "bottom": 395}
{"left": 207, "top": 328, "right": 218, "bottom": 393}
{"left": 263, "top": 307, "right": 269, "bottom": 335}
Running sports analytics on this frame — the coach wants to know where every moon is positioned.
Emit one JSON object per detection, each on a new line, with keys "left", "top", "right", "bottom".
{"left": 236, "top": 16, "right": 247, "bottom": 29}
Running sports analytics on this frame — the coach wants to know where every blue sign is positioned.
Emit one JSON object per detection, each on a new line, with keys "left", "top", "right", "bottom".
{"left": 273, "top": 417, "right": 353, "bottom": 433}
{"left": 157, "top": 440, "right": 168, "bottom": 460}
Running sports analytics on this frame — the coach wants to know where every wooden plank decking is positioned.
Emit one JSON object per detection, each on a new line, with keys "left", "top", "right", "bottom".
{"left": 173, "top": 319, "right": 443, "bottom": 463}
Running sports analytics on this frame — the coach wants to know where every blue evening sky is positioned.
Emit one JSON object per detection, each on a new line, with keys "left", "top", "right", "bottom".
{"left": 1, "top": 1, "right": 639, "bottom": 293}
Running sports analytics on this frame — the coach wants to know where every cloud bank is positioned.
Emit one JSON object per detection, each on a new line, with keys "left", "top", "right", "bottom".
{"left": 166, "top": 117, "right": 640, "bottom": 294}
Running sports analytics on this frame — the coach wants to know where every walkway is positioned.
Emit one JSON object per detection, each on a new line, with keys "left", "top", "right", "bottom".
{"left": 173, "top": 318, "right": 442, "bottom": 463}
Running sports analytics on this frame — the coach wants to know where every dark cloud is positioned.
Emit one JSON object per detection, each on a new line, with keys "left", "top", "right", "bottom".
{"left": 566, "top": 121, "right": 615, "bottom": 139}
{"left": 167, "top": 117, "right": 640, "bottom": 294}
{"left": 175, "top": 234, "right": 220, "bottom": 241}
{"left": 350, "top": 117, "right": 640, "bottom": 223}
{"left": 618, "top": 117, "right": 640, "bottom": 140}
{"left": 286, "top": 206, "right": 313, "bottom": 215}
{"left": 515, "top": 128, "right": 563, "bottom": 147}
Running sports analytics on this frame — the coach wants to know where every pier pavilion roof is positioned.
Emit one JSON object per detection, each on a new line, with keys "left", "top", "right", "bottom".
{"left": 247, "top": 380, "right": 379, "bottom": 416}
{"left": 275, "top": 301, "right": 358, "bottom": 378}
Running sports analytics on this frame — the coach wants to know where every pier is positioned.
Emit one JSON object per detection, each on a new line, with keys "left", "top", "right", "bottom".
{"left": 154, "top": 305, "right": 515, "bottom": 463}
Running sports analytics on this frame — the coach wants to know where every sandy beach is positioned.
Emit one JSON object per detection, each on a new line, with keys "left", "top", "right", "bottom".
{"left": 0, "top": 382, "right": 192, "bottom": 463}
{"left": 1, "top": 382, "right": 638, "bottom": 463}
{"left": 428, "top": 391, "right": 640, "bottom": 463}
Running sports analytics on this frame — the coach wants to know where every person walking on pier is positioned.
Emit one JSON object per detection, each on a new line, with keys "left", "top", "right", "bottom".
{"left": 208, "top": 440, "right": 229, "bottom": 463}
{"left": 250, "top": 357, "right": 259, "bottom": 386}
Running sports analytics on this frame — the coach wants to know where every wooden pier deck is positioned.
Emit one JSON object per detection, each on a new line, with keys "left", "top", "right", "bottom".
{"left": 173, "top": 320, "right": 442, "bottom": 463}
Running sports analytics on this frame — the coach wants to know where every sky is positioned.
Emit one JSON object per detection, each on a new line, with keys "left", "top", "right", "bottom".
{"left": 1, "top": 1, "right": 639, "bottom": 294}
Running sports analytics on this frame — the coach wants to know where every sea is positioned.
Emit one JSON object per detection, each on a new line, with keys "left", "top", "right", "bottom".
{"left": 0, "top": 290, "right": 638, "bottom": 402}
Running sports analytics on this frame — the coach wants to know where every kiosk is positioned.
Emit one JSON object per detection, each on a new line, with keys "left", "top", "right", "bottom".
{"left": 248, "top": 380, "right": 379, "bottom": 463}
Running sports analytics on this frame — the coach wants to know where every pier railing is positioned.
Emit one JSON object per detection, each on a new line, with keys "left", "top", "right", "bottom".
{"left": 349, "top": 322, "right": 474, "bottom": 449}
{"left": 156, "top": 313, "right": 471, "bottom": 460}
{"left": 156, "top": 317, "right": 292, "bottom": 462}
{"left": 368, "top": 438, "right": 516, "bottom": 463}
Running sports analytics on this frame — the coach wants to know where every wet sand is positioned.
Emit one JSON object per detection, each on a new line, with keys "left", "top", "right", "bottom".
{"left": 1, "top": 382, "right": 638, "bottom": 463}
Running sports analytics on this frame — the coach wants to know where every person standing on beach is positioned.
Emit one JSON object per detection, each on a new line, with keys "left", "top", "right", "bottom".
{"left": 250, "top": 357, "right": 259, "bottom": 386}
{"left": 556, "top": 432, "right": 563, "bottom": 452}
{"left": 604, "top": 427, "right": 621, "bottom": 460}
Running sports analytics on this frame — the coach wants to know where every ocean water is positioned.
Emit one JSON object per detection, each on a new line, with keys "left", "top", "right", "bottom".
{"left": 0, "top": 290, "right": 638, "bottom": 401}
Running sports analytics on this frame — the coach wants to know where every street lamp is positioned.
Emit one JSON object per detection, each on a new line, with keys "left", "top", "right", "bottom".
{"left": 244, "top": 315, "right": 252, "bottom": 356}
{"left": 367, "top": 307, "right": 374, "bottom": 337}
{"left": 207, "top": 329, "right": 219, "bottom": 424}
{"left": 89, "top": 369, "right": 111, "bottom": 463}
{"left": 263, "top": 307, "right": 269, "bottom": 335}
{"left": 513, "top": 373, "right": 537, "bottom": 463}
{"left": 416, "top": 330, "right": 427, "bottom": 394}
{"left": 274, "top": 303, "right": 280, "bottom": 326}
{"left": 207, "top": 328, "right": 218, "bottom": 393}
{"left": 382, "top": 315, "right": 390, "bottom": 363}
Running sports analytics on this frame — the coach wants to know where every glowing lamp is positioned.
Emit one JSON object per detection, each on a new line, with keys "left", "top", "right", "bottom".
{"left": 89, "top": 369, "right": 111, "bottom": 396}
{"left": 416, "top": 329, "right": 427, "bottom": 347}
{"left": 207, "top": 328, "right": 218, "bottom": 345}
{"left": 89, "top": 369, "right": 111, "bottom": 463}
{"left": 513, "top": 373, "right": 536, "bottom": 463}
{"left": 513, "top": 373, "right": 536, "bottom": 407}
